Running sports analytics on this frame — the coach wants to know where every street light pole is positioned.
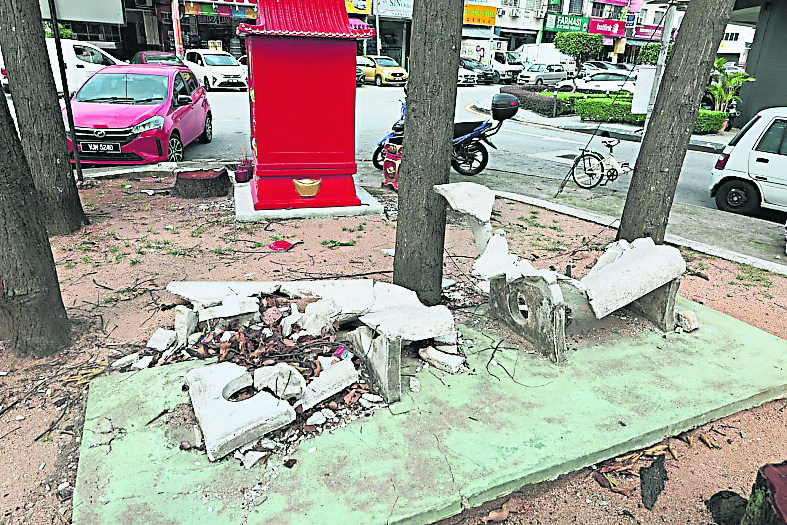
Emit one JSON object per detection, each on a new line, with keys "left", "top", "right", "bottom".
{"left": 643, "top": 0, "right": 677, "bottom": 133}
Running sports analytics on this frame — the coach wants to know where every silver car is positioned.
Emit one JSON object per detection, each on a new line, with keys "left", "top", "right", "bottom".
{"left": 517, "top": 63, "right": 568, "bottom": 86}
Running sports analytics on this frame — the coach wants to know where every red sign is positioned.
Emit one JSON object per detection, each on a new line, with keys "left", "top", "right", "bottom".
{"left": 588, "top": 17, "right": 626, "bottom": 37}
{"left": 633, "top": 24, "right": 662, "bottom": 39}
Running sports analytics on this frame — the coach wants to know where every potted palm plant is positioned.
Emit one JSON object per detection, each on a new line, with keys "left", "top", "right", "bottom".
{"left": 706, "top": 58, "right": 755, "bottom": 131}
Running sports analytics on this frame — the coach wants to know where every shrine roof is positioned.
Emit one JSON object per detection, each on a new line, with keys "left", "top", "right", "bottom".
{"left": 238, "top": 0, "right": 374, "bottom": 39}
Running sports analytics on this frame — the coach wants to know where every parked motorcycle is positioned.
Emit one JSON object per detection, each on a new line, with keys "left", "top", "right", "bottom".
{"left": 726, "top": 99, "right": 740, "bottom": 131}
{"left": 372, "top": 93, "right": 520, "bottom": 177}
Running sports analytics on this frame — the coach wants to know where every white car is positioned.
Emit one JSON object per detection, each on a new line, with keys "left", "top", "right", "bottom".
{"left": 517, "top": 63, "right": 567, "bottom": 86}
{"left": 711, "top": 107, "right": 787, "bottom": 214}
{"left": 182, "top": 49, "right": 247, "bottom": 91}
{"left": 556, "top": 71, "right": 636, "bottom": 93}
{"left": 458, "top": 68, "right": 477, "bottom": 86}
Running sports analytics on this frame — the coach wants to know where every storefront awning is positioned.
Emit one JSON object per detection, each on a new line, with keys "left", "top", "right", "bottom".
{"left": 349, "top": 17, "right": 372, "bottom": 30}
{"left": 498, "top": 28, "right": 538, "bottom": 35}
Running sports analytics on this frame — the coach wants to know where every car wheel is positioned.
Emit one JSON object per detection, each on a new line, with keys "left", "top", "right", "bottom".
{"left": 199, "top": 113, "right": 213, "bottom": 144}
{"left": 375, "top": 75, "right": 383, "bottom": 87}
{"left": 168, "top": 132, "right": 184, "bottom": 163}
{"left": 492, "top": 71, "right": 500, "bottom": 84}
{"left": 203, "top": 77, "right": 211, "bottom": 92}
{"left": 715, "top": 180, "right": 760, "bottom": 214}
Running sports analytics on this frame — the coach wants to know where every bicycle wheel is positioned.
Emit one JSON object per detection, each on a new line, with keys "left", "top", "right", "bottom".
{"left": 571, "top": 152, "right": 605, "bottom": 189}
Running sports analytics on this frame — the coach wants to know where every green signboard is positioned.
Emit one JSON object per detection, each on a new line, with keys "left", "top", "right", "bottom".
{"left": 543, "top": 13, "right": 590, "bottom": 32}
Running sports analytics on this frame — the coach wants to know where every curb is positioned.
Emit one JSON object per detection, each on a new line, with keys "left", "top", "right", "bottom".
{"left": 494, "top": 190, "right": 787, "bottom": 277}
{"left": 468, "top": 103, "right": 726, "bottom": 154}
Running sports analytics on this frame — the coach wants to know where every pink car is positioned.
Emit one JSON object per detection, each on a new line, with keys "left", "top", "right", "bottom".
{"left": 65, "top": 64, "right": 211, "bottom": 164}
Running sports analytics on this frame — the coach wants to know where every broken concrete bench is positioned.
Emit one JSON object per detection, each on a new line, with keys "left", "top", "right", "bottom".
{"left": 489, "top": 237, "right": 687, "bottom": 362}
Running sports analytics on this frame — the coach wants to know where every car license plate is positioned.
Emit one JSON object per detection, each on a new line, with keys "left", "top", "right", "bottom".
{"left": 79, "top": 142, "right": 121, "bottom": 153}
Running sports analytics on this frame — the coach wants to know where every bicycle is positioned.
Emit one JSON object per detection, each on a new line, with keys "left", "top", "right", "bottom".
{"left": 571, "top": 138, "right": 634, "bottom": 189}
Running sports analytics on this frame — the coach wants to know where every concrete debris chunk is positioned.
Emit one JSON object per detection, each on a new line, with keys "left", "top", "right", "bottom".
{"left": 198, "top": 297, "right": 260, "bottom": 323}
{"left": 299, "top": 312, "right": 332, "bottom": 337}
{"left": 132, "top": 355, "right": 155, "bottom": 370}
{"left": 234, "top": 450, "right": 268, "bottom": 470}
{"left": 361, "top": 393, "right": 384, "bottom": 403}
{"left": 349, "top": 327, "right": 402, "bottom": 403}
{"left": 360, "top": 304, "right": 455, "bottom": 343}
{"left": 262, "top": 307, "right": 283, "bottom": 326}
{"left": 147, "top": 329, "right": 177, "bottom": 352}
{"left": 253, "top": 363, "right": 307, "bottom": 402}
{"left": 471, "top": 234, "right": 519, "bottom": 280}
{"left": 435, "top": 345, "right": 460, "bottom": 355}
{"left": 185, "top": 362, "right": 296, "bottom": 461}
{"left": 676, "top": 310, "right": 700, "bottom": 332}
{"left": 418, "top": 346, "right": 466, "bottom": 374}
{"left": 381, "top": 248, "right": 395, "bottom": 257}
{"left": 306, "top": 412, "right": 327, "bottom": 426}
{"left": 278, "top": 279, "right": 374, "bottom": 300}
{"left": 280, "top": 304, "right": 303, "bottom": 337}
{"left": 300, "top": 359, "right": 359, "bottom": 410}
{"left": 111, "top": 353, "right": 140, "bottom": 369}
{"left": 304, "top": 286, "right": 376, "bottom": 323}
{"left": 174, "top": 306, "right": 198, "bottom": 346}
{"left": 166, "top": 281, "right": 281, "bottom": 309}
{"left": 409, "top": 377, "right": 421, "bottom": 393}
{"left": 434, "top": 182, "right": 496, "bottom": 254}
{"left": 187, "top": 332, "right": 202, "bottom": 346}
{"left": 220, "top": 331, "right": 236, "bottom": 343}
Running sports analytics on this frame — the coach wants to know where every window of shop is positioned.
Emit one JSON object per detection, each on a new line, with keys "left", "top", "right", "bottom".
{"left": 568, "top": 0, "right": 583, "bottom": 15}
{"left": 591, "top": 3, "right": 604, "bottom": 17}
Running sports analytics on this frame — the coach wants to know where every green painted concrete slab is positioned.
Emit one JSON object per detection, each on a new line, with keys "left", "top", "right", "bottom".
{"left": 73, "top": 297, "right": 787, "bottom": 525}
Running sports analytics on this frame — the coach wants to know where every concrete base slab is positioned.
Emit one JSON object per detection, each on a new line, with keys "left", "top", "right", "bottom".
{"left": 73, "top": 297, "right": 787, "bottom": 525}
{"left": 234, "top": 178, "right": 383, "bottom": 221}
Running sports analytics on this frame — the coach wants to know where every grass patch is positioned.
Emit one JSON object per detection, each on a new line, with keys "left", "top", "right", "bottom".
{"left": 321, "top": 239, "right": 356, "bottom": 248}
{"left": 190, "top": 225, "right": 206, "bottom": 238}
{"left": 64, "top": 261, "right": 77, "bottom": 270}
{"left": 129, "top": 258, "right": 142, "bottom": 267}
{"left": 733, "top": 264, "right": 773, "bottom": 287}
{"left": 210, "top": 247, "right": 232, "bottom": 255}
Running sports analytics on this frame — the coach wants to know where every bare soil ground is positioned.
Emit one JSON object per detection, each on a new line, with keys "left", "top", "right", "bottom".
{"left": 0, "top": 175, "right": 785, "bottom": 524}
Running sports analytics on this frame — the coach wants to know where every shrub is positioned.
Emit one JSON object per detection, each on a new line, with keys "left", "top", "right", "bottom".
{"left": 574, "top": 98, "right": 728, "bottom": 134}
{"left": 537, "top": 91, "right": 631, "bottom": 113}
{"left": 500, "top": 86, "right": 573, "bottom": 117}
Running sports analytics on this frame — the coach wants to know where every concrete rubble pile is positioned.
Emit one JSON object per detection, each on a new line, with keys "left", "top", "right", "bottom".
{"left": 110, "top": 278, "right": 469, "bottom": 464}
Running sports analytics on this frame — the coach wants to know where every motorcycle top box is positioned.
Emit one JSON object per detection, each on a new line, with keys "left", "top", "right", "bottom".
{"left": 491, "top": 93, "right": 519, "bottom": 121}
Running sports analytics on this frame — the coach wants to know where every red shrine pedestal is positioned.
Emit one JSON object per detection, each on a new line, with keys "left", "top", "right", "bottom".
{"left": 239, "top": 0, "right": 374, "bottom": 210}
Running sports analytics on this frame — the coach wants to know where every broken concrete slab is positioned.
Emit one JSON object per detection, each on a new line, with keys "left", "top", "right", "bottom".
{"left": 360, "top": 304, "right": 455, "bottom": 343}
{"left": 580, "top": 238, "right": 686, "bottom": 321}
{"left": 198, "top": 297, "right": 260, "bottom": 323}
{"left": 278, "top": 279, "right": 374, "bottom": 300}
{"left": 434, "top": 182, "right": 496, "bottom": 254}
{"left": 185, "top": 362, "right": 296, "bottom": 461}
{"left": 471, "top": 234, "right": 519, "bottom": 280}
{"left": 174, "top": 306, "right": 198, "bottom": 346}
{"left": 132, "top": 356, "right": 155, "bottom": 370}
{"left": 367, "top": 281, "right": 422, "bottom": 312}
{"left": 147, "top": 329, "right": 177, "bottom": 352}
{"left": 253, "top": 363, "right": 307, "bottom": 402}
{"left": 300, "top": 359, "right": 359, "bottom": 410}
{"left": 111, "top": 353, "right": 139, "bottom": 369}
{"left": 234, "top": 450, "right": 268, "bottom": 470}
{"left": 298, "top": 312, "right": 332, "bottom": 337}
{"left": 349, "top": 327, "right": 403, "bottom": 403}
{"left": 304, "top": 286, "right": 376, "bottom": 324}
{"left": 306, "top": 412, "right": 327, "bottom": 426}
{"left": 166, "top": 281, "right": 281, "bottom": 309}
{"left": 281, "top": 304, "right": 303, "bottom": 337}
{"left": 676, "top": 310, "right": 700, "bottom": 332}
{"left": 436, "top": 345, "right": 460, "bottom": 355}
{"left": 418, "top": 346, "right": 466, "bottom": 374}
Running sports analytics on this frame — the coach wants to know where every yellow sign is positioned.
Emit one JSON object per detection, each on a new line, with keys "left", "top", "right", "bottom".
{"left": 463, "top": 4, "right": 496, "bottom": 26}
{"left": 346, "top": 0, "right": 372, "bottom": 15}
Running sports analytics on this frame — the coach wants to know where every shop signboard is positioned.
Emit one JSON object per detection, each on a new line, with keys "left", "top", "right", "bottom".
{"left": 463, "top": 4, "right": 497, "bottom": 25}
{"left": 592, "top": 0, "right": 629, "bottom": 6}
{"left": 633, "top": 24, "right": 662, "bottom": 39}
{"left": 588, "top": 17, "right": 626, "bottom": 37}
{"left": 603, "top": 36, "right": 614, "bottom": 45}
{"left": 543, "top": 13, "right": 589, "bottom": 33}
{"left": 628, "top": 0, "right": 642, "bottom": 13}
{"left": 626, "top": 14, "right": 636, "bottom": 27}
{"left": 346, "top": 0, "right": 372, "bottom": 15}
{"left": 376, "top": 0, "right": 414, "bottom": 18}
{"left": 39, "top": 0, "right": 123, "bottom": 24}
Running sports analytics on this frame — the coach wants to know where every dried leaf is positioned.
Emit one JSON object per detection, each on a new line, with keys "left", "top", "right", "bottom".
{"left": 481, "top": 508, "right": 509, "bottom": 523}
{"left": 710, "top": 426, "right": 727, "bottom": 437}
{"left": 593, "top": 471, "right": 611, "bottom": 489}
{"left": 611, "top": 486, "right": 632, "bottom": 497}
{"left": 282, "top": 339, "right": 296, "bottom": 347}
{"left": 699, "top": 434, "right": 721, "bottom": 449}
{"left": 343, "top": 389, "right": 357, "bottom": 405}
{"left": 667, "top": 445, "right": 678, "bottom": 460}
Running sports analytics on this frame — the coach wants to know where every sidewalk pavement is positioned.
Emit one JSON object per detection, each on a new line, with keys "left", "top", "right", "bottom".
{"left": 355, "top": 163, "right": 787, "bottom": 277}
{"left": 470, "top": 102, "right": 736, "bottom": 154}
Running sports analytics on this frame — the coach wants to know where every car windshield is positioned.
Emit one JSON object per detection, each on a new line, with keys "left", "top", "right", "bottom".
{"left": 75, "top": 73, "right": 169, "bottom": 105}
{"left": 145, "top": 53, "right": 181, "bottom": 65}
{"left": 204, "top": 54, "right": 237, "bottom": 66}
{"left": 505, "top": 52, "right": 523, "bottom": 66}
{"left": 375, "top": 57, "right": 399, "bottom": 67}
{"left": 528, "top": 64, "right": 545, "bottom": 72}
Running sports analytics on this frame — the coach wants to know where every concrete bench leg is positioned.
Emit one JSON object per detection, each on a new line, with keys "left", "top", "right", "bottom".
{"left": 489, "top": 274, "right": 568, "bottom": 363}
{"left": 629, "top": 277, "right": 681, "bottom": 332}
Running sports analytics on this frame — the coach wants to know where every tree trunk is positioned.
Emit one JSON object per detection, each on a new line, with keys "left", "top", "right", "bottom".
{"left": 740, "top": 461, "right": 787, "bottom": 525}
{"left": 617, "top": 0, "right": 735, "bottom": 243}
{"left": 0, "top": 88, "right": 71, "bottom": 357}
{"left": 0, "top": 0, "right": 88, "bottom": 236}
{"left": 392, "top": 0, "right": 463, "bottom": 306}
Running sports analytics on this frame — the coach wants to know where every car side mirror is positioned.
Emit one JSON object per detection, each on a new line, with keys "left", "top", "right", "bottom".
{"left": 176, "top": 95, "right": 191, "bottom": 107}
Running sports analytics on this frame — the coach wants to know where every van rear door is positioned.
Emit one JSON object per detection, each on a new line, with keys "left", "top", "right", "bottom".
{"left": 748, "top": 117, "right": 787, "bottom": 207}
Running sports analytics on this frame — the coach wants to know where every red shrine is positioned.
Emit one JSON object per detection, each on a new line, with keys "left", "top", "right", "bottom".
{"left": 238, "top": 0, "right": 374, "bottom": 210}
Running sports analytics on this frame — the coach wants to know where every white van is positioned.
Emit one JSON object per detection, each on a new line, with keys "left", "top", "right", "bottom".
{"left": 490, "top": 51, "right": 526, "bottom": 84}
{"left": 711, "top": 107, "right": 787, "bottom": 214}
{"left": 45, "top": 39, "right": 124, "bottom": 95}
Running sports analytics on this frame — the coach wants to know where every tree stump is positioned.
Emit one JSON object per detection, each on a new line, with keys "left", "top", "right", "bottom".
{"left": 740, "top": 460, "right": 787, "bottom": 525}
{"left": 172, "top": 168, "right": 231, "bottom": 199}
